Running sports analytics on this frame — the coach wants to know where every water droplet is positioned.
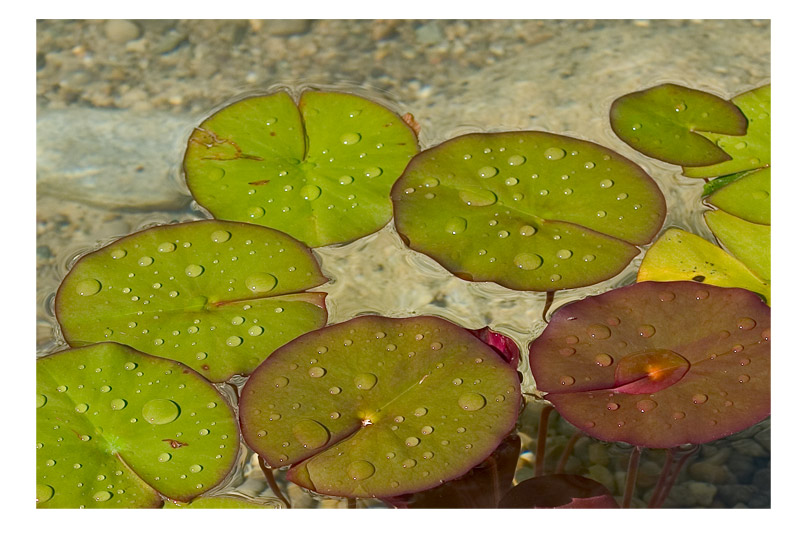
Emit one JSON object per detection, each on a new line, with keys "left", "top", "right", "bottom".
{"left": 596, "top": 210, "right": 607, "bottom": 218}
{"left": 364, "top": 166, "right": 382, "bottom": 178}
{"left": 292, "top": 419, "right": 330, "bottom": 449}
{"left": 142, "top": 399, "right": 180, "bottom": 425}
{"left": 211, "top": 230, "right": 231, "bottom": 243}
{"left": 74, "top": 403, "right": 89, "bottom": 413}
{"left": 36, "top": 484, "right": 54, "bottom": 503}
{"left": 248, "top": 206, "right": 266, "bottom": 219}
{"left": 245, "top": 272, "right": 277, "bottom": 293}
{"left": 347, "top": 460, "right": 376, "bottom": 480}
{"left": 421, "top": 425, "right": 434, "bottom": 435}
{"left": 594, "top": 353, "right": 613, "bottom": 367}
{"left": 93, "top": 491, "right": 112, "bottom": 502}
{"left": 737, "top": 317, "right": 756, "bottom": 330}
{"left": 158, "top": 452, "right": 172, "bottom": 463}
{"left": 301, "top": 184, "right": 322, "bottom": 201}
{"left": 445, "top": 216, "right": 467, "bottom": 235}
{"left": 414, "top": 407, "right": 428, "bottom": 417}
{"left": 560, "top": 375, "right": 575, "bottom": 386}
{"left": 507, "top": 155, "right": 526, "bottom": 166}
{"left": 354, "top": 373, "right": 378, "bottom": 390}
{"left": 738, "top": 374, "right": 751, "bottom": 383}
{"left": 636, "top": 399, "right": 658, "bottom": 412}
{"left": 248, "top": 325, "right": 264, "bottom": 336}
{"left": 599, "top": 179, "right": 614, "bottom": 189}
{"left": 584, "top": 161, "right": 596, "bottom": 169}
{"left": 695, "top": 289, "right": 710, "bottom": 300}
{"left": 497, "top": 230, "right": 509, "bottom": 238}
{"left": 110, "top": 399, "right": 127, "bottom": 411}
{"left": 340, "top": 132, "right": 362, "bottom": 145}
{"left": 519, "top": 224, "right": 536, "bottom": 236}
{"left": 405, "top": 437, "right": 420, "bottom": 447}
{"left": 185, "top": 264, "right": 204, "bottom": 278}
{"left": 556, "top": 249, "right": 573, "bottom": 260}
{"left": 308, "top": 366, "right": 326, "bottom": 378}
{"left": 458, "top": 189, "right": 497, "bottom": 207}
{"left": 328, "top": 386, "right": 341, "bottom": 395}
{"left": 514, "top": 253, "right": 543, "bottom": 271}
{"left": 458, "top": 392, "right": 486, "bottom": 411}
{"left": 137, "top": 256, "right": 154, "bottom": 267}
{"left": 402, "top": 459, "right": 417, "bottom": 468}
{"left": 638, "top": 324, "right": 656, "bottom": 338}
{"left": 606, "top": 402, "right": 620, "bottom": 411}
{"left": 692, "top": 393, "right": 709, "bottom": 404}
{"left": 544, "top": 147, "right": 566, "bottom": 160}
{"left": 76, "top": 279, "right": 102, "bottom": 296}
{"left": 587, "top": 324, "right": 611, "bottom": 339}
{"left": 430, "top": 341, "right": 443, "bottom": 350}
{"left": 273, "top": 376, "right": 289, "bottom": 388}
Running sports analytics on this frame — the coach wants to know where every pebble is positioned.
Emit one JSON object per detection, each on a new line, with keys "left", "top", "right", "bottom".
{"left": 687, "top": 481, "right": 717, "bottom": 507}
{"left": 263, "top": 19, "right": 312, "bottom": 36}
{"left": 104, "top": 20, "right": 141, "bottom": 43}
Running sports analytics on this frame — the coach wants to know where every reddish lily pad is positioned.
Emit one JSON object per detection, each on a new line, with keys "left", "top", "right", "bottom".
{"left": 610, "top": 83, "right": 747, "bottom": 167}
{"left": 391, "top": 131, "right": 666, "bottom": 291}
{"left": 184, "top": 90, "right": 419, "bottom": 247}
{"left": 55, "top": 220, "right": 328, "bottom": 382}
{"left": 528, "top": 281, "right": 770, "bottom": 448}
{"left": 239, "top": 315, "right": 521, "bottom": 499}
{"left": 498, "top": 474, "right": 619, "bottom": 508}
{"left": 37, "top": 343, "right": 240, "bottom": 508}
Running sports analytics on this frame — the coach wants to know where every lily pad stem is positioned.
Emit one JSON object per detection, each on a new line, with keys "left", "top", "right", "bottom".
{"left": 649, "top": 444, "right": 699, "bottom": 508}
{"left": 258, "top": 455, "right": 291, "bottom": 509}
{"left": 534, "top": 405, "right": 554, "bottom": 476}
{"left": 555, "top": 431, "right": 584, "bottom": 474}
{"left": 621, "top": 446, "right": 642, "bottom": 508}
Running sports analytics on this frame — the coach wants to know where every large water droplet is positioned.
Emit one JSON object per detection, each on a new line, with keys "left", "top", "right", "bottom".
{"left": 514, "top": 253, "right": 543, "bottom": 270}
{"left": 142, "top": 399, "right": 180, "bottom": 425}
{"left": 301, "top": 184, "right": 322, "bottom": 201}
{"left": 110, "top": 398, "right": 127, "bottom": 411}
{"left": 340, "top": 132, "right": 362, "bottom": 145}
{"left": 292, "top": 419, "right": 330, "bottom": 449}
{"left": 458, "top": 392, "right": 486, "bottom": 411}
{"left": 245, "top": 273, "right": 277, "bottom": 293}
{"left": 587, "top": 324, "right": 611, "bottom": 339}
{"left": 76, "top": 279, "right": 102, "bottom": 296}
{"left": 185, "top": 264, "right": 204, "bottom": 278}
{"left": 211, "top": 230, "right": 231, "bottom": 243}
{"left": 477, "top": 166, "right": 498, "bottom": 178}
{"left": 354, "top": 373, "right": 378, "bottom": 390}
{"left": 445, "top": 216, "right": 467, "bottom": 235}
{"left": 508, "top": 154, "right": 526, "bottom": 166}
{"left": 519, "top": 224, "right": 536, "bottom": 236}
{"left": 308, "top": 366, "right": 326, "bottom": 378}
{"left": 544, "top": 147, "right": 566, "bottom": 160}
{"left": 348, "top": 460, "right": 376, "bottom": 481}
{"left": 36, "top": 484, "right": 54, "bottom": 503}
{"left": 458, "top": 189, "right": 497, "bottom": 207}
{"left": 93, "top": 491, "right": 112, "bottom": 502}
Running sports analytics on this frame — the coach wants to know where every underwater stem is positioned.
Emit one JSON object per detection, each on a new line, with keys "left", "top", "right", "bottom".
{"left": 535, "top": 404, "right": 554, "bottom": 477}
{"left": 258, "top": 455, "right": 292, "bottom": 509}
{"left": 555, "top": 431, "right": 584, "bottom": 474}
{"left": 621, "top": 446, "right": 642, "bottom": 508}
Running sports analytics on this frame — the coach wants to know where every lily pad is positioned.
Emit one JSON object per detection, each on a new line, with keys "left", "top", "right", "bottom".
{"left": 239, "top": 315, "right": 521, "bottom": 499}
{"left": 391, "top": 131, "right": 666, "bottom": 291}
{"left": 163, "top": 496, "right": 279, "bottom": 508}
{"left": 498, "top": 474, "right": 619, "bottom": 508}
{"left": 704, "top": 210, "right": 770, "bottom": 281}
{"left": 706, "top": 167, "right": 770, "bottom": 225}
{"left": 682, "top": 85, "right": 770, "bottom": 178}
{"left": 528, "top": 281, "right": 770, "bottom": 449}
{"left": 36, "top": 343, "right": 240, "bottom": 508}
{"left": 610, "top": 83, "right": 747, "bottom": 167}
{"left": 55, "top": 220, "right": 328, "bottom": 382}
{"left": 184, "top": 90, "right": 419, "bottom": 247}
{"left": 637, "top": 228, "right": 770, "bottom": 304}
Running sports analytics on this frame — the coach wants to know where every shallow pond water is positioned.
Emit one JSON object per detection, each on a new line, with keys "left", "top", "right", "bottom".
{"left": 36, "top": 19, "right": 770, "bottom": 508}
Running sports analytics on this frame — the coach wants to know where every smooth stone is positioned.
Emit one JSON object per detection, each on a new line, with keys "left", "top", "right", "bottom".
{"left": 263, "top": 20, "right": 312, "bottom": 36}
{"left": 730, "top": 439, "right": 769, "bottom": 458}
{"left": 688, "top": 461, "right": 736, "bottom": 485}
{"left": 686, "top": 481, "right": 717, "bottom": 507}
{"left": 37, "top": 109, "right": 193, "bottom": 211}
{"left": 105, "top": 20, "right": 141, "bottom": 43}
{"left": 587, "top": 442, "right": 609, "bottom": 466}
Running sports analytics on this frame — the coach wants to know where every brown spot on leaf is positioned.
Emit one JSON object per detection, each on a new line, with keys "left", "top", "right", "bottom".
{"left": 163, "top": 439, "right": 188, "bottom": 449}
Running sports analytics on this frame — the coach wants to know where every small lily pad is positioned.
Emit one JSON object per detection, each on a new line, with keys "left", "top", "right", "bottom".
{"left": 610, "top": 83, "right": 747, "bottom": 167}
{"left": 704, "top": 210, "right": 770, "bottom": 281}
{"left": 498, "top": 474, "right": 619, "bottom": 508}
{"left": 239, "top": 315, "right": 521, "bottom": 499}
{"left": 36, "top": 343, "right": 240, "bottom": 508}
{"left": 55, "top": 220, "right": 328, "bottom": 382}
{"left": 682, "top": 85, "right": 770, "bottom": 178}
{"left": 391, "top": 131, "right": 666, "bottom": 291}
{"left": 528, "top": 281, "right": 770, "bottom": 448}
{"left": 706, "top": 167, "right": 770, "bottom": 225}
{"left": 184, "top": 90, "right": 419, "bottom": 247}
{"left": 637, "top": 228, "right": 770, "bottom": 304}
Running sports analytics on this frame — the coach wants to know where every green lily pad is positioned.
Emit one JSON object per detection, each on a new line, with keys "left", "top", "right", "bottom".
{"left": 637, "top": 228, "right": 770, "bottom": 304}
{"left": 704, "top": 210, "right": 770, "bottom": 281}
{"left": 610, "top": 83, "right": 747, "bottom": 167}
{"left": 184, "top": 90, "right": 419, "bottom": 247}
{"left": 36, "top": 343, "right": 240, "bottom": 508}
{"left": 706, "top": 167, "right": 770, "bottom": 225}
{"left": 55, "top": 220, "right": 328, "bottom": 382}
{"left": 163, "top": 496, "right": 280, "bottom": 508}
{"left": 683, "top": 85, "right": 770, "bottom": 178}
{"left": 239, "top": 315, "right": 521, "bottom": 499}
{"left": 391, "top": 131, "right": 666, "bottom": 291}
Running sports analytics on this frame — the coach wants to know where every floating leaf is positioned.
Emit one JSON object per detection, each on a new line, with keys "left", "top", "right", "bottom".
{"left": 706, "top": 167, "right": 770, "bottom": 225}
{"left": 163, "top": 496, "right": 279, "bottom": 508}
{"left": 184, "top": 90, "right": 419, "bottom": 247}
{"left": 610, "top": 83, "right": 747, "bottom": 167}
{"left": 683, "top": 85, "right": 770, "bottom": 178}
{"left": 239, "top": 315, "right": 521, "bottom": 499}
{"left": 704, "top": 210, "right": 770, "bottom": 281}
{"left": 391, "top": 131, "right": 666, "bottom": 291}
{"left": 55, "top": 220, "right": 328, "bottom": 382}
{"left": 36, "top": 343, "right": 240, "bottom": 508}
{"left": 637, "top": 228, "right": 770, "bottom": 304}
{"left": 528, "top": 281, "right": 770, "bottom": 448}
{"left": 498, "top": 474, "right": 619, "bottom": 508}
